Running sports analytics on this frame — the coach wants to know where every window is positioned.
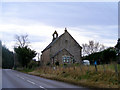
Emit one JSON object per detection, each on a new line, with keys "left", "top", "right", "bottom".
{"left": 62, "top": 56, "right": 66, "bottom": 63}
{"left": 67, "top": 59, "right": 69, "bottom": 63}
{"left": 62, "top": 56, "right": 71, "bottom": 63}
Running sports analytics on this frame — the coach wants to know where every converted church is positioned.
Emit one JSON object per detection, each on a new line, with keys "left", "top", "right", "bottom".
{"left": 41, "top": 28, "right": 82, "bottom": 65}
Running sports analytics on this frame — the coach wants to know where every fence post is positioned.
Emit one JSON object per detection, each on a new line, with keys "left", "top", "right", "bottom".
{"left": 95, "top": 65, "right": 97, "bottom": 72}
{"left": 102, "top": 64, "right": 105, "bottom": 73}
{"left": 80, "top": 64, "right": 82, "bottom": 72}
{"left": 94, "top": 60, "right": 97, "bottom": 72}
{"left": 87, "top": 65, "right": 89, "bottom": 72}
{"left": 114, "top": 63, "right": 118, "bottom": 77}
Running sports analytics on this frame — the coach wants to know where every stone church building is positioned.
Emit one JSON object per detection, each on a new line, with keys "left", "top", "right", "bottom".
{"left": 41, "top": 28, "right": 82, "bottom": 65}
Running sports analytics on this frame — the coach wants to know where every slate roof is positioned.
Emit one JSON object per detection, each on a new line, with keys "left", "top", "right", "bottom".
{"left": 51, "top": 48, "right": 74, "bottom": 58}
{"left": 67, "top": 31, "right": 82, "bottom": 49}
{"left": 41, "top": 33, "right": 64, "bottom": 53}
{"left": 41, "top": 30, "right": 82, "bottom": 53}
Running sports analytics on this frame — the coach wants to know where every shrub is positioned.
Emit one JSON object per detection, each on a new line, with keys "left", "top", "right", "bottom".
{"left": 28, "top": 60, "right": 37, "bottom": 69}
{"left": 46, "top": 62, "right": 51, "bottom": 66}
{"left": 55, "top": 61, "right": 59, "bottom": 66}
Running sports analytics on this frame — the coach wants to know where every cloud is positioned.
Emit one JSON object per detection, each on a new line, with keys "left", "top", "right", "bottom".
{"left": 1, "top": 2, "right": 118, "bottom": 27}
{"left": 0, "top": 21, "right": 64, "bottom": 52}
{"left": 0, "top": 2, "right": 118, "bottom": 59}
{"left": 0, "top": 20, "right": 117, "bottom": 53}
{"left": 68, "top": 25, "right": 117, "bottom": 48}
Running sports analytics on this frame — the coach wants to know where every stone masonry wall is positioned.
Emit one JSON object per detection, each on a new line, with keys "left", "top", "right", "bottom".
{"left": 50, "top": 31, "right": 82, "bottom": 63}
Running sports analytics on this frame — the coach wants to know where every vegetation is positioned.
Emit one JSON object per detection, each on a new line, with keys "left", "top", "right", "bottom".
{"left": 15, "top": 34, "right": 30, "bottom": 48}
{"left": 20, "top": 64, "right": 120, "bottom": 88}
{"left": 14, "top": 34, "right": 37, "bottom": 68}
{"left": 82, "top": 40, "right": 105, "bottom": 56}
{"left": 55, "top": 61, "right": 59, "bottom": 66}
{"left": 14, "top": 46, "right": 36, "bottom": 68}
{"left": 15, "top": 39, "right": 119, "bottom": 88}
{"left": 2, "top": 46, "right": 14, "bottom": 69}
{"left": 28, "top": 60, "right": 38, "bottom": 69}
{"left": 82, "top": 47, "right": 117, "bottom": 64}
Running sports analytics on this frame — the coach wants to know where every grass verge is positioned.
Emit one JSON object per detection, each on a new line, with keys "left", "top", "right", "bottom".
{"left": 18, "top": 64, "right": 120, "bottom": 88}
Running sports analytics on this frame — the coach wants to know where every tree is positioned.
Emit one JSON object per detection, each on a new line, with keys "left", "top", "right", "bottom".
{"left": 15, "top": 34, "right": 29, "bottom": 48}
{"left": 83, "top": 47, "right": 117, "bottom": 64}
{"left": 14, "top": 46, "right": 36, "bottom": 67}
{"left": 115, "top": 38, "right": 120, "bottom": 64}
{"left": 2, "top": 46, "right": 14, "bottom": 69}
{"left": 82, "top": 51, "right": 102, "bottom": 64}
{"left": 102, "top": 47, "right": 116, "bottom": 64}
{"left": 82, "top": 40, "right": 105, "bottom": 56}
{"left": 14, "top": 35, "right": 37, "bottom": 68}
{"left": 28, "top": 60, "right": 38, "bottom": 69}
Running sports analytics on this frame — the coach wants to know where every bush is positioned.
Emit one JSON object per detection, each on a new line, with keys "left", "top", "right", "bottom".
{"left": 64, "top": 63, "right": 67, "bottom": 67}
{"left": 28, "top": 60, "right": 38, "bottom": 69}
{"left": 55, "top": 61, "right": 59, "bottom": 66}
{"left": 46, "top": 62, "right": 51, "bottom": 66}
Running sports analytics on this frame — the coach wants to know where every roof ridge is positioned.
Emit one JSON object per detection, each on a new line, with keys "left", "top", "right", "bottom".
{"left": 41, "top": 33, "right": 64, "bottom": 53}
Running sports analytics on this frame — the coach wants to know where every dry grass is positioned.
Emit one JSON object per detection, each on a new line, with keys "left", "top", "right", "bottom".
{"left": 20, "top": 64, "right": 120, "bottom": 88}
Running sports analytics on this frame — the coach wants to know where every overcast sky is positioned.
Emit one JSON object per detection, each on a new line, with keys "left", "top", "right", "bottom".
{"left": 0, "top": 2, "right": 118, "bottom": 58}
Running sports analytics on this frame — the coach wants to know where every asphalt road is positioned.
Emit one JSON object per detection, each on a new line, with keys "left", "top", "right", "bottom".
{"left": 0, "top": 69, "right": 2, "bottom": 90}
{"left": 2, "top": 69, "right": 90, "bottom": 90}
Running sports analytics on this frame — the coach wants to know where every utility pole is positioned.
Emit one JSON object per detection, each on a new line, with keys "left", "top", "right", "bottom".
{"left": 0, "top": 40, "right": 2, "bottom": 68}
{"left": 115, "top": 38, "right": 120, "bottom": 64}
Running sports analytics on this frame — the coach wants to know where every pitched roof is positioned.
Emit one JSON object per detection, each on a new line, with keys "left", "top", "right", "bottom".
{"left": 51, "top": 48, "right": 74, "bottom": 58}
{"left": 41, "top": 33, "right": 64, "bottom": 53}
{"left": 41, "top": 30, "right": 82, "bottom": 53}
{"left": 67, "top": 31, "right": 82, "bottom": 49}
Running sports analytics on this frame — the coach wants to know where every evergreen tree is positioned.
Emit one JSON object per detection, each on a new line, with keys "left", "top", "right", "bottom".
{"left": 2, "top": 46, "right": 14, "bottom": 69}
{"left": 14, "top": 34, "right": 37, "bottom": 68}
{"left": 14, "top": 46, "right": 36, "bottom": 68}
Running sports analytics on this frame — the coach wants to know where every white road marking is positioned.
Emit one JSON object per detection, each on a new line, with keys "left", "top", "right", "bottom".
{"left": 16, "top": 74, "right": 46, "bottom": 89}
{"left": 20, "top": 77, "right": 25, "bottom": 80}
{"left": 26, "top": 80, "right": 47, "bottom": 89}
{"left": 39, "top": 86, "right": 44, "bottom": 88}
{"left": 39, "top": 86, "right": 47, "bottom": 90}
{"left": 16, "top": 75, "right": 25, "bottom": 80}
{"left": 27, "top": 80, "right": 35, "bottom": 85}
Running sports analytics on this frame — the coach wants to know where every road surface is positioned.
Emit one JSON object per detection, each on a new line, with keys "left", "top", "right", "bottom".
{"left": 0, "top": 69, "right": 2, "bottom": 90}
{"left": 2, "top": 69, "right": 90, "bottom": 90}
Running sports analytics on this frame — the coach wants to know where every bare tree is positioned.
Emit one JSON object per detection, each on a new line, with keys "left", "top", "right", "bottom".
{"left": 15, "top": 34, "right": 30, "bottom": 48}
{"left": 82, "top": 40, "right": 105, "bottom": 56}
{"left": 14, "top": 34, "right": 36, "bottom": 68}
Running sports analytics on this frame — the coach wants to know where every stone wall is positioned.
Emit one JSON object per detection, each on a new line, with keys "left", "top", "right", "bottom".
{"left": 41, "top": 48, "right": 50, "bottom": 65}
{"left": 50, "top": 31, "right": 82, "bottom": 63}
{"left": 54, "top": 49, "right": 73, "bottom": 64}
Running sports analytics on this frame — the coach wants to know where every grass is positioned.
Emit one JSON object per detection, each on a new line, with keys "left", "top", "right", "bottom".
{"left": 18, "top": 64, "right": 120, "bottom": 88}
{"left": 17, "top": 67, "right": 35, "bottom": 73}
